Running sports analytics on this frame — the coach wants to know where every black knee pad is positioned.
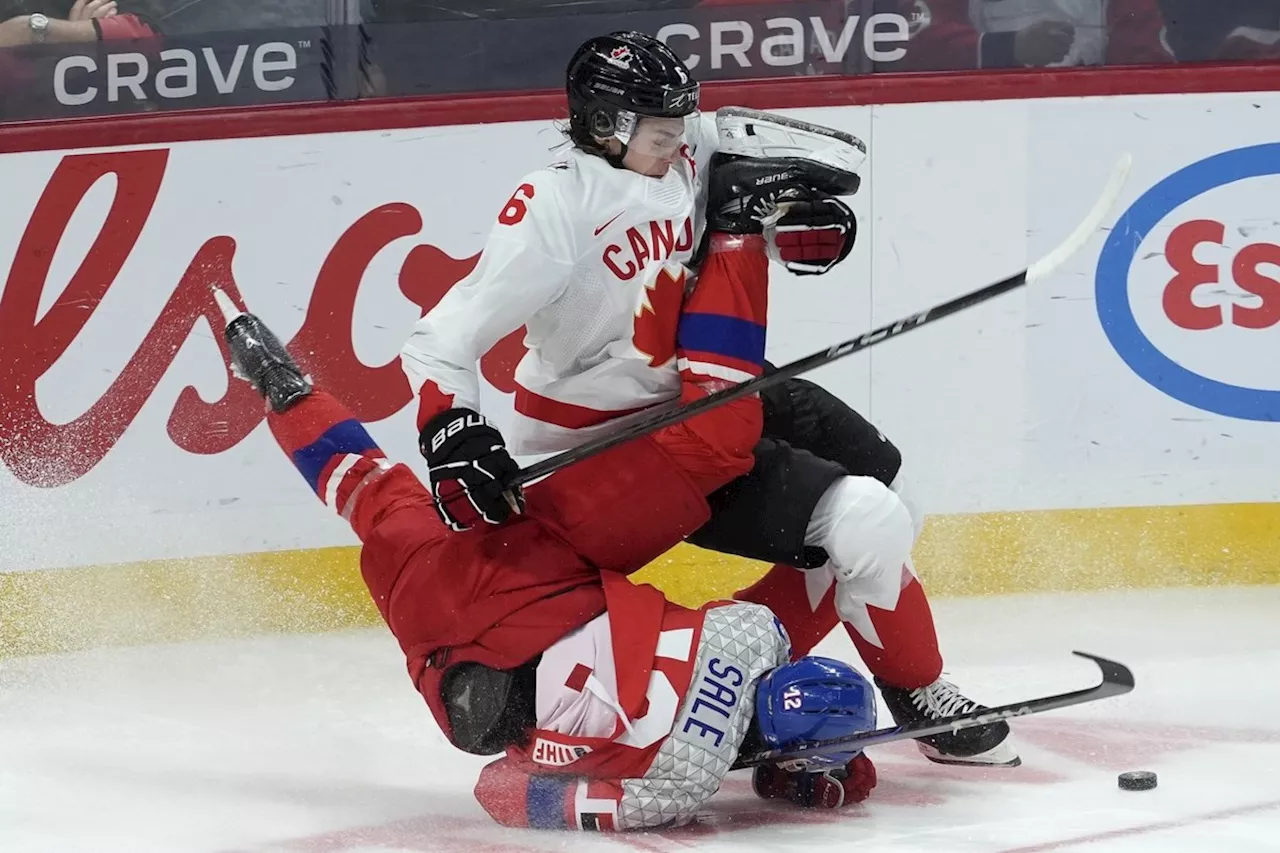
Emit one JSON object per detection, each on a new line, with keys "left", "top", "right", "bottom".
{"left": 762, "top": 375, "right": 902, "bottom": 487}
{"left": 688, "top": 437, "right": 844, "bottom": 569}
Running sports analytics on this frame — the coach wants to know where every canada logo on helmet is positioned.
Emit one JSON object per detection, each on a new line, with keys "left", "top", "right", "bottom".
{"left": 605, "top": 45, "right": 633, "bottom": 69}
{"left": 755, "top": 656, "right": 877, "bottom": 769}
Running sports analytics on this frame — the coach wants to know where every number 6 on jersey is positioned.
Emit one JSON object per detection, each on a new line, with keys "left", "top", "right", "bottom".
{"left": 499, "top": 183, "right": 535, "bottom": 226}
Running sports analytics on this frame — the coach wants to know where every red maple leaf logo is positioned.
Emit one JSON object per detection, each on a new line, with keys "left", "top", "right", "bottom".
{"left": 632, "top": 266, "right": 686, "bottom": 367}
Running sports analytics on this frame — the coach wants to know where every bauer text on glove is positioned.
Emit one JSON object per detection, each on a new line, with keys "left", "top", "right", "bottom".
{"left": 420, "top": 408, "right": 524, "bottom": 531}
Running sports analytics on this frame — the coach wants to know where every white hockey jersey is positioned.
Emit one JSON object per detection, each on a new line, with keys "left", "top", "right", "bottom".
{"left": 473, "top": 574, "right": 791, "bottom": 831}
{"left": 401, "top": 116, "right": 719, "bottom": 454}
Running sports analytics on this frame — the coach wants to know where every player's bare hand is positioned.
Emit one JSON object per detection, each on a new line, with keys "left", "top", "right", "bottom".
{"left": 69, "top": 0, "right": 119, "bottom": 20}
{"left": 1014, "top": 19, "right": 1075, "bottom": 66}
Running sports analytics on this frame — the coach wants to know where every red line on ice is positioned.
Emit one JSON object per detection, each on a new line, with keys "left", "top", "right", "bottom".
{"left": 993, "top": 798, "right": 1280, "bottom": 853}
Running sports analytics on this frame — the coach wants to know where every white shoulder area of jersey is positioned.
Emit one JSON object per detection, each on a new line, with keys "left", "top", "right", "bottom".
{"left": 556, "top": 148, "right": 650, "bottom": 233}
{"left": 514, "top": 157, "right": 578, "bottom": 203}
{"left": 486, "top": 157, "right": 589, "bottom": 261}
{"left": 688, "top": 112, "right": 718, "bottom": 155}
{"left": 675, "top": 112, "right": 719, "bottom": 180}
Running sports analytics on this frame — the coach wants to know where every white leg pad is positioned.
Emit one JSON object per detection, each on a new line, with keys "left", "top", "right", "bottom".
{"left": 805, "top": 476, "right": 916, "bottom": 637}
{"left": 890, "top": 468, "right": 925, "bottom": 544}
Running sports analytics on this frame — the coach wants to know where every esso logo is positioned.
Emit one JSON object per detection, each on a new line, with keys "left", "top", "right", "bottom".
{"left": 1096, "top": 144, "right": 1280, "bottom": 421}
{"left": 1161, "top": 219, "right": 1280, "bottom": 331}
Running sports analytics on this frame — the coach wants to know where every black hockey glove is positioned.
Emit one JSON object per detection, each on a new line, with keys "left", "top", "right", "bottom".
{"left": 766, "top": 194, "right": 857, "bottom": 276}
{"left": 419, "top": 408, "right": 524, "bottom": 532}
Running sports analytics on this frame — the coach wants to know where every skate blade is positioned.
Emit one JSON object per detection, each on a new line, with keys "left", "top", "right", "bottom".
{"left": 917, "top": 739, "right": 1022, "bottom": 768}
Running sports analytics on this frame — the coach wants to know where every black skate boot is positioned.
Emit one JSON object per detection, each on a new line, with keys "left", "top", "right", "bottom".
{"left": 706, "top": 153, "right": 861, "bottom": 235}
{"left": 875, "top": 676, "right": 1021, "bottom": 767}
{"left": 216, "top": 290, "right": 312, "bottom": 413}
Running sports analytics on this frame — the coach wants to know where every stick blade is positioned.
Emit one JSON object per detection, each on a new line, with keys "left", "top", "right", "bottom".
{"left": 1072, "top": 650, "right": 1136, "bottom": 691}
{"left": 1026, "top": 152, "right": 1132, "bottom": 285}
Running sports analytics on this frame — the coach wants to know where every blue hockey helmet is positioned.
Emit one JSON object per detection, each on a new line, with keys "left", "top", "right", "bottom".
{"left": 755, "top": 656, "right": 877, "bottom": 768}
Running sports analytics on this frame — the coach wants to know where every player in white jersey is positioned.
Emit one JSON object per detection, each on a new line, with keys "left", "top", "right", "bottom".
{"left": 217, "top": 271, "right": 879, "bottom": 832}
{"left": 401, "top": 31, "right": 1017, "bottom": 767}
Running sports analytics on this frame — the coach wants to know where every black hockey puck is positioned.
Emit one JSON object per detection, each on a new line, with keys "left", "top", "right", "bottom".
{"left": 1118, "top": 771, "right": 1157, "bottom": 791}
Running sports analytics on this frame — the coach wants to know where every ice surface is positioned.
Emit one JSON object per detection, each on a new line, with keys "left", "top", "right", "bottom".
{"left": 3, "top": 586, "right": 1278, "bottom": 853}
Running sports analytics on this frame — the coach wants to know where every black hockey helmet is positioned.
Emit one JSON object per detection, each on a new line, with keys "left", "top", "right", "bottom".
{"left": 566, "top": 31, "right": 700, "bottom": 150}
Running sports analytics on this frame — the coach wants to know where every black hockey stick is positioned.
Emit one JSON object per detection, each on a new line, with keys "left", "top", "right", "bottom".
{"left": 730, "top": 651, "right": 1135, "bottom": 770}
{"left": 511, "top": 154, "right": 1132, "bottom": 489}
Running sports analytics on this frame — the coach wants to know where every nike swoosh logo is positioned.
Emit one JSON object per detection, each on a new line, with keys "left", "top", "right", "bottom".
{"left": 594, "top": 211, "right": 625, "bottom": 236}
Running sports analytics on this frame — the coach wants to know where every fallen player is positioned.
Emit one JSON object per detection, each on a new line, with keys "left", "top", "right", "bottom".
{"left": 216, "top": 291, "right": 878, "bottom": 829}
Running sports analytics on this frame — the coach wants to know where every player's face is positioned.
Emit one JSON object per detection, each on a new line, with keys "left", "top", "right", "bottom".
{"left": 622, "top": 116, "right": 688, "bottom": 178}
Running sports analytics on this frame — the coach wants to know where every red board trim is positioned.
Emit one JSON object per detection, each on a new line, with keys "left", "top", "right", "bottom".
{"left": 1, "top": 61, "right": 1278, "bottom": 155}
